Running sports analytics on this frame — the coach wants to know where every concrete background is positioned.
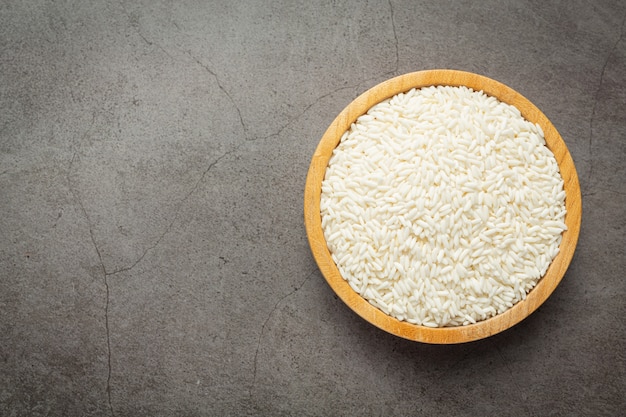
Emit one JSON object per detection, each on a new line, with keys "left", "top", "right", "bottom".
{"left": 1, "top": 0, "right": 625, "bottom": 415}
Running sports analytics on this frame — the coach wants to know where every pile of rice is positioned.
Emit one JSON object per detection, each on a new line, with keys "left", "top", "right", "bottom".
{"left": 320, "top": 85, "right": 567, "bottom": 327}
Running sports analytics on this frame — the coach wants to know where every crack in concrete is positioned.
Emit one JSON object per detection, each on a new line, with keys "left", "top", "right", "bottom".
{"left": 587, "top": 12, "right": 626, "bottom": 191}
{"left": 68, "top": 5, "right": 245, "bottom": 277}
{"left": 103, "top": 276, "right": 114, "bottom": 416}
{"left": 118, "top": 0, "right": 175, "bottom": 61}
{"left": 258, "top": 84, "right": 359, "bottom": 142}
{"left": 250, "top": 268, "right": 317, "bottom": 398}
{"left": 186, "top": 52, "right": 249, "bottom": 140}
{"left": 582, "top": 187, "right": 626, "bottom": 198}
{"left": 494, "top": 344, "right": 531, "bottom": 414}
{"left": 388, "top": 0, "right": 399, "bottom": 74}
{"left": 67, "top": 148, "right": 114, "bottom": 417}
{"left": 174, "top": 11, "right": 398, "bottom": 145}
{"left": 106, "top": 5, "right": 247, "bottom": 276}
{"left": 107, "top": 147, "right": 237, "bottom": 276}
{"left": 165, "top": 19, "right": 248, "bottom": 141}
{"left": 67, "top": 114, "right": 238, "bottom": 414}
{"left": 257, "top": 68, "right": 404, "bottom": 143}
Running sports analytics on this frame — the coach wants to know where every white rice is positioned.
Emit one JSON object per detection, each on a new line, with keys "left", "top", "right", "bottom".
{"left": 320, "top": 85, "right": 567, "bottom": 327}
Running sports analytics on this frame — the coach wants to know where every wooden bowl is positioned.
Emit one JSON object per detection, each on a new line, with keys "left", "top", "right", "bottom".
{"left": 304, "top": 69, "right": 582, "bottom": 344}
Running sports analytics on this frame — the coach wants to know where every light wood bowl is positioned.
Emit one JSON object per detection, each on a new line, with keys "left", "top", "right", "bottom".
{"left": 304, "top": 69, "right": 582, "bottom": 344}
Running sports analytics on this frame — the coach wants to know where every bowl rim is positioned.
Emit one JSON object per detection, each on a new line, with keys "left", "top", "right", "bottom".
{"left": 304, "top": 69, "right": 582, "bottom": 344}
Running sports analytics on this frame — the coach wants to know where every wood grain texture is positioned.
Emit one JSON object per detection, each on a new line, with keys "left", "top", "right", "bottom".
{"left": 304, "top": 70, "right": 582, "bottom": 344}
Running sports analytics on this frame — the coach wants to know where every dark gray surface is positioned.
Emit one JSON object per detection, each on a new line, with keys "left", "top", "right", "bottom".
{"left": 1, "top": 1, "right": 625, "bottom": 416}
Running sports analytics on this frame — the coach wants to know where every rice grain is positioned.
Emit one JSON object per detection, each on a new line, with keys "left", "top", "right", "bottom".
{"left": 320, "top": 86, "right": 567, "bottom": 327}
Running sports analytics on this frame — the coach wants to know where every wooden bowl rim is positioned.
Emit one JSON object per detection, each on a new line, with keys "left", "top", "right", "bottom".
{"left": 304, "top": 69, "right": 582, "bottom": 344}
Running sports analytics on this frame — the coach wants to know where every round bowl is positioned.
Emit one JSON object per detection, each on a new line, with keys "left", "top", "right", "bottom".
{"left": 304, "top": 69, "right": 582, "bottom": 344}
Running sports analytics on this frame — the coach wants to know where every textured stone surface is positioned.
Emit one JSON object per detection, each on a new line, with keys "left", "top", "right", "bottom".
{"left": 1, "top": 0, "right": 625, "bottom": 416}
